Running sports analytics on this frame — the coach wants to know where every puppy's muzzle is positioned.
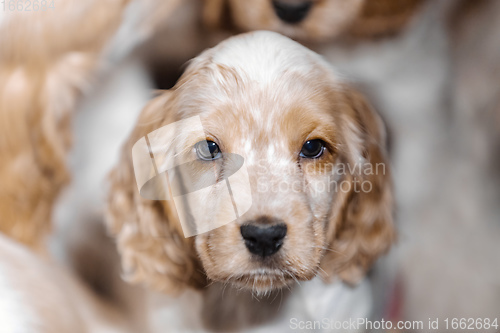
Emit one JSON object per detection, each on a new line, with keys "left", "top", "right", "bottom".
{"left": 240, "top": 220, "right": 287, "bottom": 258}
{"left": 272, "top": 0, "right": 312, "bottom": 24}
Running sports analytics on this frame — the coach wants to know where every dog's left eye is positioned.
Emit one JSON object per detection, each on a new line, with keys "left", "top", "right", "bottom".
{"left": 300, "top": 139, "right": 325, "bottom": 159}
{"left": 195, "top": 140, "right": 222, "bottom": 160}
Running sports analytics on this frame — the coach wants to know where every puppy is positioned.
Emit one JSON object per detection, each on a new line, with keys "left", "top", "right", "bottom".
{"left": 107, "top": 31, "right": 394, "bottom": 331}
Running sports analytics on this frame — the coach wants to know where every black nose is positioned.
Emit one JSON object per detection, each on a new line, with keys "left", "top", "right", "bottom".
{"left": 240, "top": 223, "right": 287, "bottom": 258}
{"left": 272, "top": 1, "right": 312, "bottom": 24}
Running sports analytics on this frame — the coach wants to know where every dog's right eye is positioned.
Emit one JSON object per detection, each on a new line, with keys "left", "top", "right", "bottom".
{"left": 195, "top": 140, "right": 222, "bottom": 160}
{"left": 300, "top": 139, "right": 325, "bottom": 159}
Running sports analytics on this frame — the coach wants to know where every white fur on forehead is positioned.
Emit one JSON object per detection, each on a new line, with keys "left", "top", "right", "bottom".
{"left": 197, "top": 31, "right": 336, "bottom": 83}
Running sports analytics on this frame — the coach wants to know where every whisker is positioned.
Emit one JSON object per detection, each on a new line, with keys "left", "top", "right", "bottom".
{"left": 278, "top": 288, "right": 284, "bottom": 311}
{"left": 317, "top": 266, "right": 329, "bottom": 277}
{"left": 311, "top": 245, "right": 346, "bottom": 256}
{"left": 285, "top": 270, "right": 302, "bottom": 288}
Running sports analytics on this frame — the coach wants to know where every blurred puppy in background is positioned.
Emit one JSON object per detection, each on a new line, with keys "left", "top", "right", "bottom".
{"left": 0, "top": 0, "right": 135, "bottom": 251}
{"left": 0, "top": 0, "right": 208, "bottom": 252}
{"left": 107, "top": 31, "right": 394, "bottom": 332}
{"left": 204, "top": 0, "right": 424, "bottom": 41}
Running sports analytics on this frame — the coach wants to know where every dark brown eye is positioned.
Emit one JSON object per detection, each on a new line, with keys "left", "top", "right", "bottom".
{"left": 300, "top": 139, "right": 325, "bottom": 159}
{"left": 195, "top": 140, "right": 221, "bottom": 160}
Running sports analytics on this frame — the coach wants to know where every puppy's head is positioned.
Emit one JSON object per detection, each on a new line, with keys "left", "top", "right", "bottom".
{"left": 204, "top": 0, "right": 425, "bottom": 42}
{"left": 107, "top": 31, "right": 394, "bottom": 294}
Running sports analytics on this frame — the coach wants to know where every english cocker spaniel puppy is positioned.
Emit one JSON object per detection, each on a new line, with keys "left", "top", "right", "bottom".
{"left": 107, "top": 31, "right": 395, "bottom": 331}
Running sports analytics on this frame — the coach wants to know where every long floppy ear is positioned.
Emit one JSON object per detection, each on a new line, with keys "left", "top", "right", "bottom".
{"left": 320, "top": 87, "right": 395, "bottom": 285}
{"left": 106, "top": 91, "right": 206, "bottom": 293}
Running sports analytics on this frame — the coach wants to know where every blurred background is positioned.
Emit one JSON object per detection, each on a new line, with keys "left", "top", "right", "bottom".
{"left": 1, "top": 0, "right": 499, "bottom": 331}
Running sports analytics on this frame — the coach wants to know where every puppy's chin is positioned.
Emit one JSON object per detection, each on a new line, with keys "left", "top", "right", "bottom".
{"left": 209, "top": 268, "right": 318, "bottom": 294}
{"left": 232, "top": 274, "right": 294, "bottom": 294}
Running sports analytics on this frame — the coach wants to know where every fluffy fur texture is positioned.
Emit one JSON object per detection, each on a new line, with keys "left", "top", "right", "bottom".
{"left": 107, "top": 31, "right": 395, "bottom": 296}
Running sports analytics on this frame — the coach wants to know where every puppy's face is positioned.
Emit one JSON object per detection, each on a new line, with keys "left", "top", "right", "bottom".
{"left": 180, "top": 74, "right": 341, "bottom": 292}
{"left": 108, "top": 32, "right": 394, "bottom": 294}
